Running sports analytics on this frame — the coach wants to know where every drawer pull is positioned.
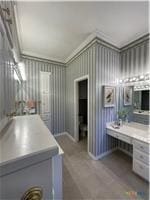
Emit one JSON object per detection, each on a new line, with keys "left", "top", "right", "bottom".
{"left": 140, "top": 146, "right": 144, "bottom": 149}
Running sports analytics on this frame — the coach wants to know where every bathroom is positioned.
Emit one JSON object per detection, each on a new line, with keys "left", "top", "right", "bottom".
{"left": 0, "top": 1, "right": 149, "bottom": 200}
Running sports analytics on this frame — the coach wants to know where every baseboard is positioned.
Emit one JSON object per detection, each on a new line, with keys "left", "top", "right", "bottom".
{"left": 118, "top": 147, "right": 133, "bottom": 157}
{"left": 54, "top": 133, "right": 132, "bottom": 160}
{"left": 54, "top": 131, "right": 76, "bottom": 142}
{"left": 66, "top": 132, "right": 76, "bottom": 142}
{"left": 0, "top": 116, "right": 9, "bottom": 134}
{"left": 54, "top": 132, "right": 67, "bottom": 137}
{"left": 88, "top": 147, "right": 118, "bottom": 160}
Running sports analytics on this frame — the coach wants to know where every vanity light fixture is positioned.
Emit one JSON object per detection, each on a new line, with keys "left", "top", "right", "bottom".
{"left": 119, "top": 73, "right": 150, "bottom": 85}
{"left": 139, "top": 75, "right": 144, "bottom": 80}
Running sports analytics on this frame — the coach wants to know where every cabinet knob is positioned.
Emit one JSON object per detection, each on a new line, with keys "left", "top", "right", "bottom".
{"left": 21, "top": 187, "right": 43, "bottom": 200}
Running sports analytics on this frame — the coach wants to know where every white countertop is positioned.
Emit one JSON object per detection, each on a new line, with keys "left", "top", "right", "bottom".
{"left": 133, "top": 110, "right": 150, "bottom": 116}
{"left": 0, "top": 115, "right": 60, "bottom": 168}
{"left": 106, "top": 122, "right": 150, "bottom": 144}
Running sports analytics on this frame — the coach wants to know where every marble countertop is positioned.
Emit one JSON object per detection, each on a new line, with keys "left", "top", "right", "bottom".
{"left": 0, "top": 115, "right": 61, "bottom": 168}
{"left": 106, "top": 122, "right": 150, "bottom": 144}
{"left": 133, "top": 110, "right": 150, "bottom": 116}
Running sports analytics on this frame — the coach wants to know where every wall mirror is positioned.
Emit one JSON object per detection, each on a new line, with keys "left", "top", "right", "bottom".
{"left": 118, "top": 73, "right": 150, "bottom": 125}
{"left": 133, "top": 88, "right": 149, "bottom": 125}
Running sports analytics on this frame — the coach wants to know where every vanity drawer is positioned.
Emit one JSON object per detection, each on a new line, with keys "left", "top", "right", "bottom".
{"left": 133, "top": 140, "right": 150, "bottom": 154}
{"left": 133, "top": 149, "right": 150, "bottom": 165}
{"left": 107, "top": 129, "right": 132, "bottom": 144}
{"left": 107, "top": 129, "right": 117, "bottom": 138}
{"left": 133, "top": 159, "right": 149, "bottom": 181}
{"left": 116, "top": 134, "right": 132, "bottom": 144}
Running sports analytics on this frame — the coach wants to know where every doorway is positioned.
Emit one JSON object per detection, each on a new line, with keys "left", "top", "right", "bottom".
{"left": 74, "top": 75, "right": 89, "bottom": 152}
{"left": 40, "top": 71, "right": 51, "bottom": 130}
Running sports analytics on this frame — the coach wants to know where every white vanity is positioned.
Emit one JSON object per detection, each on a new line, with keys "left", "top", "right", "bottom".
{"left": 107, "top": 122, "right": 150, "bottom": 182}
{"left": 0, "top": 115, "right": 63, "bottom": 199}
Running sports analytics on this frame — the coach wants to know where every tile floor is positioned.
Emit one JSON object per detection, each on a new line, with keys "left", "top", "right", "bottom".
{"left": 56, "top": 135, "right": 149, "bottom": 200}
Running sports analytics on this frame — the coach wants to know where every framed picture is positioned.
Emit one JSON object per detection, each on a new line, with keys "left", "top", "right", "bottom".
{"left": 103, "top": 86, "right": 115, "bottom": 107}
{"left": 123, "top": 86, "right": 132, "bottom": 106}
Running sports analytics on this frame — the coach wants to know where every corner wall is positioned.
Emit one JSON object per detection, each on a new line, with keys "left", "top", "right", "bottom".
{"left": 118, "top": 35, "right": 149, "bottom": 153}
{"left": 66, "top": 42, "right": 120, "bottom": 156}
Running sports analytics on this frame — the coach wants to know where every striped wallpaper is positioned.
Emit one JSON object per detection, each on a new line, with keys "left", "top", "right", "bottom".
{"left": 0, "top": 25, "right": 15, "bottom": 123}
{"left": 66, "top": 43, "right": 97, "bottom": 155}
{"left": 66, "top": 42, "right": 120, "bottom": 156}
{"left": 16, "top": 56, "right": 66, "bottom": 135}
{"left": 95, "top": 42, "right": 120, "bottom": 156}
{"left": 118, "top": 35, "right": 149, "bottom": 153}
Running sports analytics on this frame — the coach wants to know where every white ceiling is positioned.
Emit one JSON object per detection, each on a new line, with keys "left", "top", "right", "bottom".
{"left": 16, "top": 1, "right": 149, "bottom": 63}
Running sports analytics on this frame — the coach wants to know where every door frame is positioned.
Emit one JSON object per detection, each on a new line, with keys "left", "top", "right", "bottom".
{"left": 40, "top": 71, "right": 52, "bottom": 129}
{"left": 74, "top": 75, "right": 89, "bottom": 153}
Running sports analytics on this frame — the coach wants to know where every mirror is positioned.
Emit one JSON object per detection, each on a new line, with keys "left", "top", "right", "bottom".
{"left": 117, "top": 74, "right": 150, "bottom": 125}
{"left": 133, "top": 90, "right": 149, "bottom": 111}
{"left": 133, "top": 89, "right": 149, "bottom": 125}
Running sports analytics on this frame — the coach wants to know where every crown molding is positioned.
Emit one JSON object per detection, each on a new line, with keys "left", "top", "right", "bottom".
{"left": 120, "top": 33, "right": 150, "bottom": 52}
{"left": 65, "top": 30, "right": 149, "bottom": 63}
{"left": 22, "top": 51, "right": 65, "bottom": 65}
{"left": 65, "top": 29, "right": 119, "bottom": 63}
{"left": 22, "top": 53, "right": 66, "bottom": 66}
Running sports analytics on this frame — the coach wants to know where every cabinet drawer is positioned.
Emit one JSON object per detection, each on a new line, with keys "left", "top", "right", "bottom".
{"left": 133, "top": 140, "right": 149, "bottom": 154}
{"left": 107, "top": 129, "right": 116, "bottom": 138}
{"left": 133, "top": 149, "right": 150, "bottom": 165}
{"left": 133, "top": 159, "right": 149, "bottom": 181}
{"left": 107, "top": 129, "right": 132, "bottom": 144}
{"left": 116, "top": 134, "right": 132, "bottom": 144}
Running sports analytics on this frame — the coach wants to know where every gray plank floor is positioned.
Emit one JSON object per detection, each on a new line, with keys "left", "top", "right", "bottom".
{"left": 56, "top": 135, "right": 149, "bottom": 200}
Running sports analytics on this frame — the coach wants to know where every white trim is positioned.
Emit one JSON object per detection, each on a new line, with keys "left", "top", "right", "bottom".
{"left": 74, "top": 75, "right": 90, "bottom": 153}
{"left": 88, "top": 148, "right": 118, "bottom": 160}
{"left": 65, "top": 30, "right": 148, "bottom": 63}
{"left": 22, "top": 50, "right": 64, "bottom": 64}
{"left": 65, "top": 29, "right": 119, "bottom": 63}
{"left": 0, "top": 117, "right": 10, "bottom": 134}
{"left": 54, "top": 132, "right": 67, "bottom": 137}
{"left": 54, "top": 131, "right": 76, "bottom": 142}
{"left": 66, "top": 132, "right": 76, "bottom": 142}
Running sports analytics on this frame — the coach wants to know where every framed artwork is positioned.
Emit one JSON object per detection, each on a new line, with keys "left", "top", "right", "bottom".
{"left": 123, "top": 86, "right": 133, "bottom": 106}
{"left": 103, "top": 86, "right": 115, "bottom": 107}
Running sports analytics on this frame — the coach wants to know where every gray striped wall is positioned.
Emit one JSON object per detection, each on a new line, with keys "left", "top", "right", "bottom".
{"left": 17, "top": 56, "right": 66, "bottom": 135}
{"left": 118, "top": 36, "right": 149, "bottom": 153}
{"left": 66, "top": 42, "right": 119, "bottom": 156}
{"left": 0, "top": 26, "right": 15, "bottom": 122}
{"left": 95, "top": 42, "right": 120, "bottom": 156}
{"left": 66, "top": 43, "right": 97, "bottom": 155}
